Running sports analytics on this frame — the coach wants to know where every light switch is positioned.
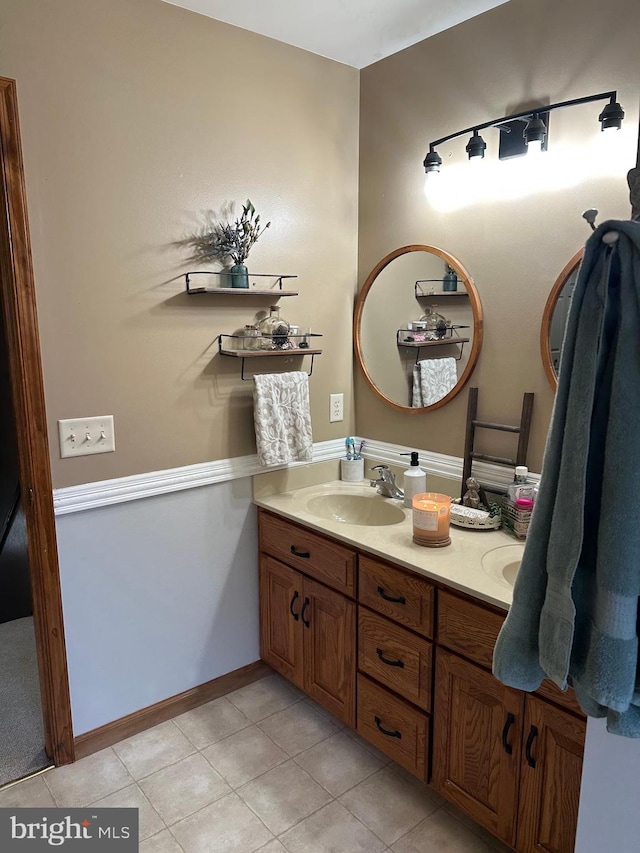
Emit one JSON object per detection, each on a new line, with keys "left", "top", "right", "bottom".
{"left": 58, "top": 415, "right": 115, "bottom": 458}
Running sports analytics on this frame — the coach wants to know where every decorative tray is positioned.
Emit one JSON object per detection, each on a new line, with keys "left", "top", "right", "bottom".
{"left": 450, "top": 501, "right": 502, "bottom": 530}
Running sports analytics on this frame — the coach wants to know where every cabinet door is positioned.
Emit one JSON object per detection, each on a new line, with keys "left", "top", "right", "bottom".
{"left": 259, "top": 555, "right": 304, "bottom": 689}
{"left": 303, "top": 576, "right": 356, "bottom": 727}
{"left": 433, "top": 648, "right": 524, "bottom": 848}
{"left": 516, "top": 695, "right": 585, "bottom": 853}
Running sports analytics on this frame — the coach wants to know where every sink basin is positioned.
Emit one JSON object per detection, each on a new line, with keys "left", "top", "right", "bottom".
{"left": 481, "top": 543, "right": 525, "bottom": 588}
{"left": 306, "top": 493, "right": 405, "bottom": 526}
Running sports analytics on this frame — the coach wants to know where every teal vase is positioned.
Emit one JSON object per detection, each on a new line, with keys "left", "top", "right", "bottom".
{"left": 229, "top": 263, "right": 249, "bottom": 289}
{"left": 443, "top": 267, "right": 458, "bottom": 292}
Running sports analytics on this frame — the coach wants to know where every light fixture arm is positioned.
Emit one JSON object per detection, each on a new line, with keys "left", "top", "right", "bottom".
{"left": 426, "top": 90, "right": 619, "bottom": 151}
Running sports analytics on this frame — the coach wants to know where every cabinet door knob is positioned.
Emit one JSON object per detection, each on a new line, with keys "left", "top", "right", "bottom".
{"left": 502, "top": 712, "right": 515, "bottom": 755}
{"left": 375, "top": 716, "right": 402, "bottom": 739}
{"left": 291, "top": 545, "right": 310, "bottom": 558}
{"left": 377, "top": 586, "right": 406, "bottom": 605}
{"left": 376, "top": 648, "right": 405, "bottom": 668}
{"left": 289, "top": 591, "right": 300, "bottom": 621}
{"left": 301, "top": 597, "right": 310, "bottom": 628}
{"left": 525, "top": 724, "right": 538, "bottom": 768}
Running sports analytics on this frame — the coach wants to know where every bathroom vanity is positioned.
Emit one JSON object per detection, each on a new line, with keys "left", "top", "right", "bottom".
{"left": 255, "top": 482, "right": 585, "bottom": 853}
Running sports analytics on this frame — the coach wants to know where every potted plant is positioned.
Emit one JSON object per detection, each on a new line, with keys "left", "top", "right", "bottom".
{"left": 192, "top": 200, "right": 271, "bottom": 288}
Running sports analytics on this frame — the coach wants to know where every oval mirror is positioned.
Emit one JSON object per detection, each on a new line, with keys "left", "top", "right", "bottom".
{"left": 354, "top": 245, "right": 483, "bottom": 412}
{"left": 540, "top": 249, "right": 583, "bottom": 388}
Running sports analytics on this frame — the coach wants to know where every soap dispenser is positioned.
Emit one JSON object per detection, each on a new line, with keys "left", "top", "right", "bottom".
{"left": 401, "top": 452, "right": 427, "bottom": 508}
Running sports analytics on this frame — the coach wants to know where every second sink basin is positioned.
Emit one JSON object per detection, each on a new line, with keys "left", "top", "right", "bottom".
{"left": 306, "top": 493, "right": 405, "bottom": 526}
{"left": 481, "top": 543, "right": 525, "bottom": 588}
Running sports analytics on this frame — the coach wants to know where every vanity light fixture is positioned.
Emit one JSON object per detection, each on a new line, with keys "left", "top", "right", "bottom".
{"left": 423, "top": 90, "right": 625, "bottom": 175}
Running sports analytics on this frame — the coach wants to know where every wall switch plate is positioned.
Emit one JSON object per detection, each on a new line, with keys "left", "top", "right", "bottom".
{"left": 329, "top": 393, "right": 344, "bottom": 423}
{"left": 58, "top": 415, "right": 116, "bottom": 458}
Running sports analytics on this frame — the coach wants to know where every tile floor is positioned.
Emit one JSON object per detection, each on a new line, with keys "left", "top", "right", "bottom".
{"left": 0, "top": 674, "right": 513, "bottom": 853}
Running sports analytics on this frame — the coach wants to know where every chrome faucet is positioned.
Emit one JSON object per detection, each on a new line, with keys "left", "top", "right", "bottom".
{"left": 369, "top": 465, "right": 404, "bottom": 500}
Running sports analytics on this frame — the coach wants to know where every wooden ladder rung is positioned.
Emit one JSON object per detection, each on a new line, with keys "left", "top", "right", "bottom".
{"left": 473, "top": 421, "right": 521, "bottom": 434}
{"left": 470, "top": 453, "right": 517, "bottom": 466}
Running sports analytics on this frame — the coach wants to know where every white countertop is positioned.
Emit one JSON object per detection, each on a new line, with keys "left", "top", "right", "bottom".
{"left": 254, "top": 480, "right": 523, "bottom": 611}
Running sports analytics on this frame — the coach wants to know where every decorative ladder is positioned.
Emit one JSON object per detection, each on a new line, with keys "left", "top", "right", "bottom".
{"left": 461, "top": 387, "right": 534, "bottom": 499}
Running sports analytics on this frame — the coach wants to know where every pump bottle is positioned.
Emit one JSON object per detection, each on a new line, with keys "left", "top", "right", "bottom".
{"left": 401, "top": 452, "right": 427, "bottom": 508}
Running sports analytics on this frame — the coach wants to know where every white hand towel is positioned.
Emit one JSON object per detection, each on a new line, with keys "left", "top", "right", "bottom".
{"left": 412, "top": 357, "right": 458, "bottom": 407}
{"left": 253, "top": 371, "right": 313, "bottom": 466}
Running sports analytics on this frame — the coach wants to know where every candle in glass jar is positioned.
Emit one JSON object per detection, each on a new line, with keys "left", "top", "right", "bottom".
{"left": 412, "top": 493, "right": 452, "bottom": 547}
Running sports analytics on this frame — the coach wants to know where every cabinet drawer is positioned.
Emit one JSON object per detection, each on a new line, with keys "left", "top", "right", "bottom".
{"left": 438, "top": 590, "right": 585, "bottom": 717}
{"left": 359, "top": 556, "right": 434, "bottom": 637}
{"left": 259, "top": 510, "right": 356, "bottom": 596}
{"left": 357, "top": 674, "right": 429, "bottom": 780}
{"left": 358, "top": 608, "right": 432, "bottom": 711}
{"left": 437, "top": 590, "right": 504, "bottom": 669}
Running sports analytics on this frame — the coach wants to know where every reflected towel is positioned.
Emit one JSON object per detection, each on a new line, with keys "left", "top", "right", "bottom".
{"left": 253, "top": 371, "right": 313, "bottom": 467}
{"left": 412, "top": 357, "right": 457, "bottom": 407}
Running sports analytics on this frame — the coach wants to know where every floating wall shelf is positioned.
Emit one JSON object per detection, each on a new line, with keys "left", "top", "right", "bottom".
{"left": 415, "top": 281, "right": 470, "bottom": 299}
{"left": 184, "top": 271, "right": 298, "bottom": 296}
{"left": 218, "top": 333, "right": 323, "bottom": 380}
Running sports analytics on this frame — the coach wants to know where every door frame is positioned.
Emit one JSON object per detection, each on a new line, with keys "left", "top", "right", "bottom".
{"left": 0, "top": 77, "right": 74, "bottom": 765}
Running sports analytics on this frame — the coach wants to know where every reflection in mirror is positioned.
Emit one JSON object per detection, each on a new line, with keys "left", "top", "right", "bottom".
{"left": 540, "top": 249, "right": 583, "bottom": 389}
{"left": 354, "top": 245, "right": 483, "bottom": 412}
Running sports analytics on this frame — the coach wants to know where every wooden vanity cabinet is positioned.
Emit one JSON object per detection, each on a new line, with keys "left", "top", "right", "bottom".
{"left": 258, "top": 509, "right": 585, "bottom": 853}
{"left": 433, "top": 590, "right": 586, "bottom": 853}
{"left": 258, "top": 512, "right": 356, "bottom": 727}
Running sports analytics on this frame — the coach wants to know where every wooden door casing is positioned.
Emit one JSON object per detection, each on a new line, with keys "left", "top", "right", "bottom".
{"left": 434, "top": 648, "right": 524, "bottom": 848}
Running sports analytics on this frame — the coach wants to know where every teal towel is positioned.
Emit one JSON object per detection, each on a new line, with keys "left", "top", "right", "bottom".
{"left": 493, "top": 220, "right": 640, "bottom": 736}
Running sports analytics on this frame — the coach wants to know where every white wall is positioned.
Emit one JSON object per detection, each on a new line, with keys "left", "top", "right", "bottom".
{"left": 575, "top": 718, "right": 640, "bottom": 853}
{"left": 55, "top": 477, "right": 258, "bottom": 735}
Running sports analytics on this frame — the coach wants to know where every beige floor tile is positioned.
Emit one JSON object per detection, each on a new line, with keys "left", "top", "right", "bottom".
{"left": 302, "top": 697, "right": 347, "bottom": 729}
{"left": 257, "top": 841, "right": 288, "bottom": 852}
{"left": 279, "top": 800, "right": 387, "bottom": 853}
{"left": 258, "top": 701, "right": 338, "bottom": 757}
{"left": 443, "top": 803, "right": 513, "bottom": 852}
{"left": 294, "top": 731, "right": 383, "bottom": 796}
{"left": 391, "top": 807, "right": 498, "bottom": 853}
{"left": 140, "top": 829, "right": 184, "bottom": 852}
{"left": 339, "top": 766, "right": 441, "bottom": 846}
{"left": 226, "top": 675, "right": 302, "bottom": 723}
{"left": 203, "top": 725, "right": 288, "bottom": 788}
{"left": 171, "top": 791, "right": 273, "bottom": 853}
{"left": 344, "top": 729, "right": 393, "bottom": 764}
{"left": 43, "top": 747, "right": 133, "bottom": 807}
{"left": 0, "top": 775, "right": 57, "bottom": 807}
{"left": 89, "top": 782, "right": 164, "bottom": 842}
{"left": 173, "top": 696, "right": 252, "bottom": 749}
{"left": 388, "top": 765, "right": 446, "bottom": 807}
{"left": 139, "top": 753, "right": 230, "bottom": 826}
{"left": 112, "top": 720, "right": 195, "bottom": 780}
{"left": 237, "top": 760, "right": 331, "bottom": 836}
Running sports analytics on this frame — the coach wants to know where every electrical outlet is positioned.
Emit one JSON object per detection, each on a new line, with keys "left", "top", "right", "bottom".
{"left": 58, "top": 415, "right": 116, "bottom": 458}
{"left": 330, "top": 393, "right": 344, "bottom": 423}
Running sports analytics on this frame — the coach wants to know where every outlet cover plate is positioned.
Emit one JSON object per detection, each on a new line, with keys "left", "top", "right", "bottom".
{"left": 330, "top": 393, "right": 344, "bottom": 423}
{"left": 58, "top": 415, "right": 116, "bottom": 458}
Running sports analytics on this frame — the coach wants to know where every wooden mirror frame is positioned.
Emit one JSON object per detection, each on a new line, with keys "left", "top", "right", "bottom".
{"left": 540, "top": 249, "right": 583, "bottom": 389}
{"left": 354, "top": 244, "right": 483, "bottom": 413}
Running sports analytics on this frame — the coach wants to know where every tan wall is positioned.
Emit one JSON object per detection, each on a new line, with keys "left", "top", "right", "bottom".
{"left": 1, "top": 0, "right": 359, "bottom": 488}
{"left": 357, "top": 0, "right": 639, "bottom": 472}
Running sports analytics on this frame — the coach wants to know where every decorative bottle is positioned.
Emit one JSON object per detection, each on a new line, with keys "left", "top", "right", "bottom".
{"left": 257, "top": 305, "right": 290, "bottom": 349}
{"left": 443, "top": 264, "right": 458, "bottom": 292}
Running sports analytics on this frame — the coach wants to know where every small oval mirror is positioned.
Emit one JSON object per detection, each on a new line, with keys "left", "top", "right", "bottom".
{"left": 354, "top": 245, "right": 483, "bottom": 412}
{"left": 540, "top": 249, "right": 583, "bottom": 388}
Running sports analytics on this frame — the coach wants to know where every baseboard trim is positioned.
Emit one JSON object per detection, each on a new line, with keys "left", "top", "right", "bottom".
{"left": 74, "top": 660, "right": 272, "bottom": 760}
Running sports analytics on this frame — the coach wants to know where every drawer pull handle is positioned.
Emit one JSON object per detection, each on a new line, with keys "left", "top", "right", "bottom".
{"left": 289, "top": 591, "right": 300, "bottom": 621}
{"left": 376, "top": 648, "right": 405, "bottom": 668}
{"left": 375, "top": 716, "right": 402, "bottom": 739}
{"left": 377, "top": 586, "right": 406, "bottom": 605}
{"left": 291, "top": 545, "right": 311, "bottom": 558}
{"left": 301, "top": 597, "right": 310, "bottom": 628}
{"left": 502, "top": 712, "right": 515, "bottom": 755}
{"left": 525, "top": 724, "right": 538, "bottom": 768}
